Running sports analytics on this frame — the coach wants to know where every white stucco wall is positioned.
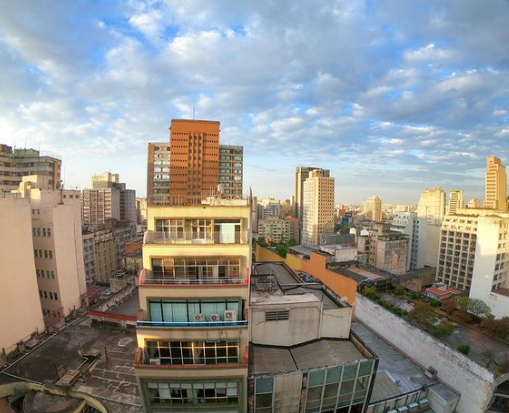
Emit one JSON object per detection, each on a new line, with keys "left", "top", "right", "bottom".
{"left": 355, "top": 294, "right": 498, "bottom": 413}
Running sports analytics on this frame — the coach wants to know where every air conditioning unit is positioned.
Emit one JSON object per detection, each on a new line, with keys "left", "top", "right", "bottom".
{"left": 194, "top": 313, "right": 206, "bottom": 322}
{"left": 210, "top": 313, "right": 222, "bottom": 321}
{"left": 149, "top": 358, "right": 161, "bottom": 365}
{"left": 224, "top": 310, "right": 237, "bottom": 321}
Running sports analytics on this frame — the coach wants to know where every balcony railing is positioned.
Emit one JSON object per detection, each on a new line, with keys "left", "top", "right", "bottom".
{"left": 137, "top": 320, "right": 248, "bottom": 328}
{"left": 148, "top": 193, "right": 250, "bottom": 206}
{"left": 139, "top": 269, "right": 248, "bottom": 286}
{"left": 144, "top": 230, "right": 248, "bottom": 245}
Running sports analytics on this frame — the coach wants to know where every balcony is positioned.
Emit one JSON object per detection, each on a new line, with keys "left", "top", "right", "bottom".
{"left": 144, "top": 230, "right": 248, "bottom": 245}
{"left": 139, "top": 269, "right": 248, "bottom": 286}
{"left": 137, "top": 318, "right": 248, "bottom": 328}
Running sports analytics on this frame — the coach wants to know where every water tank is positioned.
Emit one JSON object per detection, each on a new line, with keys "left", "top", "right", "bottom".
{"left": 349, "top": 228, "right": 357, "bottom": 235}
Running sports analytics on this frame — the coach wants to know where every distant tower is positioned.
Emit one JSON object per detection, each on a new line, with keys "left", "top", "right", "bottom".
{"left": 363, "top": 196, "right": 382, "bottom": 222}
{"left": 447, "top": 189, "right": 464, "bottom": 215}
{"left": 484, "top": 156, "right": 508, "bottom": 211}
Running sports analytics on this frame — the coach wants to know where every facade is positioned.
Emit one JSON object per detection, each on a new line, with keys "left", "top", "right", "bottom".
{"left": 82, "top": 232, "right": 96, "bottom": 284}
{"left": 137, "top": 197, "right": 148, "bottom": 224}
{"left": 437, "top": 209, "right": 509, "bottom": 318}
{"left": 257, "top": 217, "right": 291, "bottom": 243}
{"left": 416, "top": 187, "right": 446, "bottom": 268}
{"left": 286, "top": 216, "right": 300, "bottom": 243}
{"left": 219, "top": 145, "right": 243, "bottom": 197}
{"left": 484, "top": 155, "right": 507, "bottom": 211}
{"left": 447, "top": 189, "right": 463, "bottom": 215}
{"left": 390, "top": 212, "right": 419, "bottom": 271}
{"left": 302, "top": 170, "right": 335, "bottom": 246}
{"left": 362, "top": 196, "right": 382, "bottom": 222}
{"left": 260, "top": 200, "right": 282, "bottom": 219}
{"left": 0, "top": 144, "right": 61, "bottom": 192}
{"left": 90, "top": 172, "right": 137, "bottom": 222}
{"left": 249, "top": 262, "right": 377, "bottom": 413}
{"left": 81, "top": 188, "right": 121, "bottom": 225}
{"left": 114, "top": 221, "right": 137, "bottom": 270}
{"left": 0, "top": 195, "right": 45, "bottom": 356}
{"left": 135, "top": 198, "right": 252, "bottom": 413}
{"left": 169, "top": 119, "right": 220, "bottom": 200}
{"left": 147, "top": 142, "right": 171, "bottom": 205}
{"left": 294, "top": 167, "right": 330, "bottom": 237}
{"left": 16, "top": 176, "right": 87, "bottom": 326}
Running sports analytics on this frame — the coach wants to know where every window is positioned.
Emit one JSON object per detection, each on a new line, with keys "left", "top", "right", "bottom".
{"left": 255, "top": 377, "right": 274, "bottom": 413}
{"left": 146, "top": 380, "right": 239, "bottom": 407}
{"left": 148, "top": 299, "right": 241, "bottom": 323}
{"left": 146, "top": 340, "right": 239, "bottom": 365}
{"left": 151, "top": 257, "right": 241, "bottom": 281}
{"left": 265, "top": 310, "right": 289, "bottom": 321}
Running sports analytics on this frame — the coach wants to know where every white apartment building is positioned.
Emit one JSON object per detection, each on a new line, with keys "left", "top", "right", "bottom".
{"left": 302, "top": 170, "right": 335, "bottom": 246}
{"left": 82, "top": 188, "right": 121, "bottom": 225}
{"left": 437, "top": 209, "right": 509, "bottom": 318}
{"left": 447, "top": 189, "right": 463, "bottom": 215}
{"left": 257, "top": 217, "right": 291, "bottom": 243}
{"left": 391, "top": 211, "right": 419, "bottom": 271}
{"left": 417, "top": 187, "right": 446, "bottom": 268}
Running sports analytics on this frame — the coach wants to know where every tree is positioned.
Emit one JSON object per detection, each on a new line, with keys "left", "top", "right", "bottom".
{"left": 274, "top": 243, "right": 287, "bottom": 258}
{"left": 481, "top": 316, "right": 509, "bottom": 340}
{"left": 434, "top": 319, "right": 454, "bottom": 337}
{"left": 362, "top": 286, "right": 379, "bottom": 300}
{"left": 457, "top": 297, "right": 492, "bottom": 319}
{"left": 409, "top": 302, "right": 436, "bottom": 327}
{"left": 287, "top": 238, "right": 298, "bottom": 247}
{"left": 256, "top": 236, "right": 267, "bottom": 247}
{"left": 394, "top": 285, "right": 404, "bottom": 297}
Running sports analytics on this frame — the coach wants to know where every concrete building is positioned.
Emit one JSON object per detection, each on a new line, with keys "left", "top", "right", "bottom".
{"left": 447, "top": 189, "right": 463, "bottom": 215}
{"left": 484, "top": 155, "right": 507, "bottom": 211}
{"left": 302, "top": 170, "right": 335, "bottom": 246}
{"left": 416, "top": 187, "right": 446, "bottom": 268}
{"left": 363, "top": 196, "right": 382, "bottom": 222}
{"left": 82, "top": 232, "right": 96, "bottom": 284}
{"left": 260, "top": 199, "right": 282, "bottom": 219}
{"left": 249, "top": 262, "right": 377, "bottom": 413}
{"left": 15, "top": 176, "right": 87, "bottom": 326}
{"left": 114, "top": 221, "right": 138, "bottom": 270}
{"left": 90, "top": 172, "right": 137, "bottom": 222}
{"left": 257, "top": 217, "right": 291, "bottom": 243}
{"left": 437, "top": 208, "right": 509, "bottom": 318}
{"left": 467, "top": 198, "right": 481, "bottom": 208}
{"left": 0, "top": 195, "right": 45, "bottom": 358}
{"left": 81, "top": 188, "right": 121, "bottom": 225}
{"left": 390, "top": 212, "right": 419, "bottom": 271}
{"left": 135, "top": 197, "right": 252, "bottom": 413}
{"left": 0, "top": 144, "right": 61, "bottom": 192}
{"left": 137, "top": 197, "right": 148, "bottom": 224}
{"left": 219, "top": 145, "right": 243, "bottom": 197}
{"left": 294, "top": 167, "right": 330, "bottom": 238}
{"left": 285, "top": 216, "right": 300, "bottom": 243}
{"left": 147, "top": 142, "right": 171, "bottom": 205}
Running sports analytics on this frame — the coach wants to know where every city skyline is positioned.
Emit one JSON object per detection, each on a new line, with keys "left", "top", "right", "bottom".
{"left": 1, "top": 1, "right": 509, "bottom": 202}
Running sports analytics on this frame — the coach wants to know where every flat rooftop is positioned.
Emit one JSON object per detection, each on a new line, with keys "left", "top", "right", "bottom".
{"left": 252, "top": 339, "right": 366, "bottom": 375}
{"left": 106, "top": 289, "right": 140, "bottom": 317}
{"left": 0, "top": 316, "right": 142, "bottom": 413}
{"left": 329, "top": 265, "right": 394, "bottom": 283}
{"left": 251, "top": 262, "right": 346, "bottom": 310}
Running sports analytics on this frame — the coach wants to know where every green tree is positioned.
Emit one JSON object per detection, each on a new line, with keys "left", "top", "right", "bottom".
{"left": 434, "top": 319, "right": 454, "bottom": 337}
{"left": 394, "top": 285, "right": 404, "bottom": 297}
{"left": 457, "top": 297, "right": 492, "bottom": 319}
{"left": 287, "top": 238, "right": 298, "bottom": 247}
{"left": 362, "top": 286, "right": 379, "bottom": 299}
{"left": 457, "top": 344, "right": 470, "bottom": 355}
{"left": 481, "top": 316, "right": 509, "bottom": 340}
{"left": 409, "top": 302, "right": 436, "bottom": 327}
{"left": 274, "top": 243, "right": 288, "bottom": 258}
{"left": 256, "top": 236, "right": 267, "bottom": 247}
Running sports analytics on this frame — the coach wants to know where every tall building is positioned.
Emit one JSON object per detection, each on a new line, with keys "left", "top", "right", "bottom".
{"left": 81, "top": 187, "right": 121, "bottom": 225}
{"left": 484, "top": 156, "right": 508, "bottom": 211}
{"left": 15, "top": 176, "right": 87, "bottom": 326}
{"left": 134, "top": 197, "right": 252, "bottom": 413}
{"left": 257, "top": 217, "right": 291, "bottom": 243}
{"left": 363, "top": 195, "right": 382, "bottom": 222}
{"left": 219, "top": 145, "right": 243, "bottom": 197}
{"left": 137, "top": 197, "right": 148, "bottom": 224}
{"left": 259, "top": 199, "right": 282, "bottom": 218}
{"left": 416, "top": 187, "right": 446, "bottom": 268}
{"left": 302, "top": 170, "right": 335, "bottom": 246}
{"left": 91, "top": 172, "right": 137, "bottom": 222}
{"left": 0, "top": 144, "right": 61, "bottom": 192}
{"left": 249, "top": 262, "right": 377, "bottom": 413}
{"left": 169, "top": 119, "right": 220, "bottom": 200}
{"left": 447, "top": 189, "right": 463, "bottom": 215}
{"left": 437, "top": 208, "right": 509, "bottom": 318}
{"left": 147, "top": 142, "right": 171, "bottom": 205}
{"left": 390, "top": 211, "right": 419, "bottom": 271}
{"left": 294, "top": 167, "right": 330, "bottom": 234}
{"left": 0, "top": 195, "right": 45, "bottom": 357}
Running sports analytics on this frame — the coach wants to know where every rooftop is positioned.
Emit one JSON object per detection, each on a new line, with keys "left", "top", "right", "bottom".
{"left": 0, "top": 316, "right": 142, "bottom": 413}
{"left": 251, "top": 262, "right": 348, "bottom": 310}
{"left": 252, "top": 338, "right": 366, "bottom": 375}
{"left": 329, "top": 264, "right": 395, "bottom": 284}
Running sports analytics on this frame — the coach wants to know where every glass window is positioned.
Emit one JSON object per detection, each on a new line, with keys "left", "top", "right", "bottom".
{"left": 308, "top": 370, "right": 325, "bottom": 386}
{"left": 255, "top": 377, "right": 274, "bottom": 413}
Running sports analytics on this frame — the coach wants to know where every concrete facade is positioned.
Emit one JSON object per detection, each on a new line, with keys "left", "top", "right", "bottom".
{"left": 0, "top": 195, "right": 44, "bottom": 355}
{"left": 257, "top": 217, "right": 291, "bottom": 243}
{"left": 417, "top": 187, "right": 446, "bottom": 268}
{"left": 81, "top": 188, "right": 121, "bottom": 225}
{"left": 363, "top": 195, "right": 382, "bottom": 222}
{"left": 484, "top": 156, "right": 507, "bottom": 211}
{"left": 390, "top": 211, "right": 419, "bottom": 271}
{"left": 219, "top": 145, "right": 243, "bottom": 197}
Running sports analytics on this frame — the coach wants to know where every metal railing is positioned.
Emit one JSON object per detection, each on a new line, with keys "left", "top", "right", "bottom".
{"left": 144, "top": 230, "right": 247, "bottom": 245}
{"left": 148, "top": 192, "right": 250, "bottom": 206}
{"left": 137, "top": 320, "right": 248, "bottom": 328}
{"left": 140, "top": 269, "right": 247, "bottom": 286}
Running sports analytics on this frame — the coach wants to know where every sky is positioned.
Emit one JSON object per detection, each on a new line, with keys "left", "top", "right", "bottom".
{"left": 1, "top": 0, "right": 509, "bottom": 204}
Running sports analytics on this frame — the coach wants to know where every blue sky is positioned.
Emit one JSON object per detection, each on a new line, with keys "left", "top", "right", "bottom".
{"left": 1, "top": 0, "right": 509, "bottom": 203}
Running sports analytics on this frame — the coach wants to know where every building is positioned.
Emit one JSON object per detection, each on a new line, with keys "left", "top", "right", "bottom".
{"left": 416, "top": 187, "right": 446, "bottom": 268}
{"left": 219, "top": 145, "right": 243, "bottom": 197}
{"left": 437, "top": 208, "right": 509, "bottom": 318}
{"left": 257, "top": 217, "right": 291, "bottom": 243}
{"left": 484, "top": 155, "right": 507, "bottom": 211}
{"left": 114, "top": 221, "right": 138, "bottom": 270}
{"left": 134, "top": 197, "right": 252, "bottom": 413}
{"left": 0, "top": 144, "right": 61, "bottom": 192}
{"left": 249, "top": 262, "right": 377, "bottom": 413}
{"left": 285, "top": 216, "right": 300, "bottom": 243}
{"left": 82, "top": 232, "right": 96, "bottom": 284}
{"left": 90, "top": 172, "right": 137, "bottom": 223}
{"left": 294, "top": 167, "right": 330, "bottom": 237}
{"left": 81, "top": 187, "right": 121, "bottom": 225}
{"left": 467, "top": 198, "right": 481, "bottom": 208}
{"left": 0, "top": 195, "right": 45, "bottom": 358}
{"left": 147, "top": 142, "right": 171, "bottom": 205}
{"left": 137, "top": 197, "right": 148, "bottom": 224}
{"left": 169, "top": 119, "right": 220, "bottom": 200}
{"left": 15, "top": 176, "right": 87, "bottom": 326}
{"left": 363, "top": 195, "right": 382, "bottom": 222}
{"left": 447, "top": 189, "right": 463, "bottom": 215}
{"left": 259, "top": 199, "right": 282, "bottom": 219}
{"left": 302, "top": 170, "right": 335, "bottom": 246}
{"left": 390, "top": 211, "right": 419, "bottom": 271}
